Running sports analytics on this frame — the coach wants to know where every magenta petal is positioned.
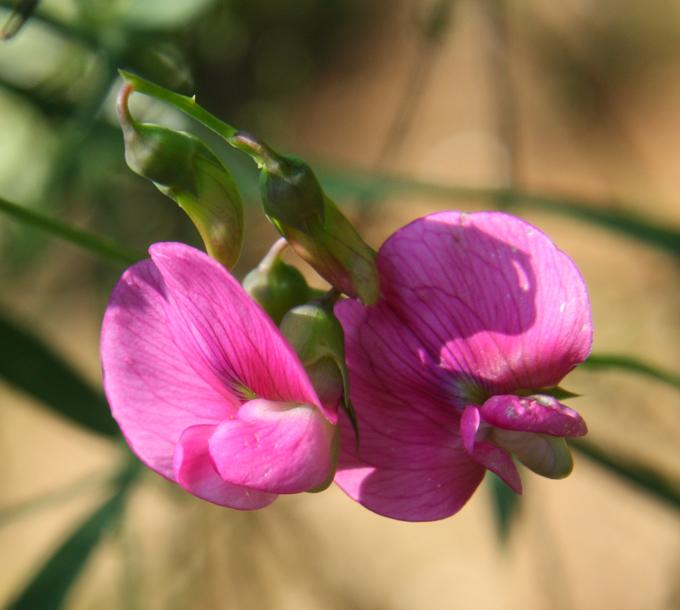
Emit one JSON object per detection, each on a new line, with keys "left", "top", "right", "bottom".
{"left": 335, "top": 417, "right": 485, "bottom": 522}
{"left": 481, "top": 394, "right": 587, "bottom": 437}
{"left": 173, "top": 425, "right": 276, "bottom": 509}
{"left": 101, "top": 258, "right": 236, "bottom": 480}
{"left": 334, "top": 292, "right": 483, "bottom": 521}
{"left": 148, "top": 243, "right": 326, "bottom": 419}
{"left": 376, "top": 211, "right": 593, "bottom": 392}
{"left": 467, "top": 441, "right": 522, "bottom": 494}
{"left": 460, "top": 405, "right": 481, "bottom": 454}
{"left": 335, "top": 298, "right": 461, "bottom": 438}
{"left": 209, "top": 399, "right": 336, "bottom": 494}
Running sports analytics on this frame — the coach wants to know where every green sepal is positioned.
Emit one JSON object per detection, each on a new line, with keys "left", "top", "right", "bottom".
{"left": 260, "top": 156, "right": 325, "bottom": 233}
{"left": 230, "top": 132, "right": 380, "bottom": 305}
{"left": 516, "top": 386, "right": 580, "bottom": 400}
{"left": 280, "top": 300, "right": 359, "bottom": 441}
{"left": 243, "top": 242, "right": 310, "bottom": 325}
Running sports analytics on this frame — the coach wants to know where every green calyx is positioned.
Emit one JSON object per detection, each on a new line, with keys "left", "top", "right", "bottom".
{"left": 230, "top": 132, "right": 380, "bottom": 305}
{"left": 242, "top": 240, "right": 311, "bottom": 325}
{"left": 117, "top": 84, "right": 244, "bottom": 269}
{"left": 280, "top": 299, "right": 358, "bottom": 440}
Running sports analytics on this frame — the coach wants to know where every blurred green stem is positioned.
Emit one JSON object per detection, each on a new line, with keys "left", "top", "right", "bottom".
{"left": 0, "top": 196, "right": 141, "bottom": 264}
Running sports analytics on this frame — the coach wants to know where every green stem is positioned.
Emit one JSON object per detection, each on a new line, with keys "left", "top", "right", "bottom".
{"left": 0, "top": 197, "right": 141, "bottom": 265}
{"left": 119, "top": 70, "right": 237, "bottom": 141}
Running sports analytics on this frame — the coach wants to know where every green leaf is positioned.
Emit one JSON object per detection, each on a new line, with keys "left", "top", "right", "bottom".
{"left": 487, "top": 472, "right": 521, "bottom": 543}
{"left": 0, "top": 196, "right": 141, "bottom": 265}
{"left": 582, "top": 354, "right": 680, "bottom": 391}
{"left": 571, "top": 440, "right": 680, "bottom": 511}
{"left": 7, "top": 462, "right": 138, "bottom": 610}
{"left": 315, "top": 167, "right": 680, "bottom": 259}
{"left": 0, "top": 310, "right": 118, "bottom": 437}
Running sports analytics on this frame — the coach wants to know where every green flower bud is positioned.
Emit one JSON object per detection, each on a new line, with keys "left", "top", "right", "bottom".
{"left": 242, "top": 239, "right": 310, "bottom": 325}
{"left": 261, "top": 156, "right": 325, "bottom": 234}
{"left": 230, "top": 132, "right": 380, "bottom": 305}
{"left": 280, "top": 300, "right": 358, "bottom": 439}
{"left": 117, "top": 84, "right": 244, "bottom": 269}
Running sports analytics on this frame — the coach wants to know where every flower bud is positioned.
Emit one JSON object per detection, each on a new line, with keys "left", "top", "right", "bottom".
{"left": 117, "top": 84, "right": 244, "bottom": 269}
{"left": 261, "top": 154, "right": 325, "bottom": 234}
{"left": 280, "top": 300, "right": 358, "bottom": 437}
{"left": 242, "top": 240, "right": 310, "bottom": 325}
{"left": 230, "top": 132, "right": 380, "bottom": 305}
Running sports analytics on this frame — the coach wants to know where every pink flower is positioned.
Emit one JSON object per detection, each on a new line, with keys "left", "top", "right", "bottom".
{"left": 101, "top": 243, "right": 337, "bottom": 509}
{"left": 334, "top": 211, "right": 592, "bottom": 521}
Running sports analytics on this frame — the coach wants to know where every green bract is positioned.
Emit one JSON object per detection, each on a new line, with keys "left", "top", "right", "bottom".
{"left": 231, "top": 132, "right": 380, "bottom": 305}
{"left": 280, "top": 301, "right": 358, "bottom": 438}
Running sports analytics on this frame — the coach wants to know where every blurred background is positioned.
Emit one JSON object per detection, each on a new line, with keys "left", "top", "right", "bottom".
{"left": 0, "top": 0, "right": 679, "bottom": 608}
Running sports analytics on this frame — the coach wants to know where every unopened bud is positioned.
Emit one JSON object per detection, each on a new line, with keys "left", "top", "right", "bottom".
{"left": 262, "top": 155, "right": 325, "bottom": 233}
{"left": 230, "top": 132, "right": 380, "bottom": 305}
{"left": 117, "top": 84, "right": 244, "bottom": 269}
{"left": 280, "top": 300, "right": 358, "bottom": 437}
{"left": 243, "top": 239, "right": 310, "bottom": 325}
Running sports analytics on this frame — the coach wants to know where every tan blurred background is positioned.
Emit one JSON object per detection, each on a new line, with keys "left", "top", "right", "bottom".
{"left": 1, "top": 1, "right": 679, "bottom": 609}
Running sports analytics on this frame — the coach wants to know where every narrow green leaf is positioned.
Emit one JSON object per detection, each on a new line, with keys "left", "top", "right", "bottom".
{"left": 7, "top": 463, "right": 139, "bottom": 610}
{"left": 487, "top": 472, "right": 521, "bottom": 542}
{"left": 572, "top": 440, "right": 680, "bottom": 510}
{"left": 316, "top": 167, "right": 680, "bottom": 258}
{"left": 0, "top": 310, "right": 118, "bottom": 437}
{"left": 0, "top": 197, "right": 141, "bottom": 265}
{"left": 582, "top": 354, "right": 680, "bottom": 391}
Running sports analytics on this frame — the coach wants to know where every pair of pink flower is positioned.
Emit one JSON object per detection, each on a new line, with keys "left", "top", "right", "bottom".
{"left": 101, "top": 211, "right": 592, "bottom": 521}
